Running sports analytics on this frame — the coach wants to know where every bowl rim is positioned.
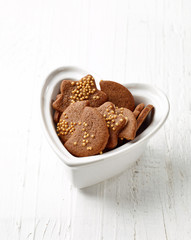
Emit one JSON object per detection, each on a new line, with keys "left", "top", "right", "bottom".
{"left": 40, "top": 66, "right": 170, "bottom": 167}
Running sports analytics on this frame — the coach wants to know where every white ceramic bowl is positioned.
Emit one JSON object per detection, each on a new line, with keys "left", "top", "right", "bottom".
{"left": 40, "top": 66, "right": 169, "bottom": 188}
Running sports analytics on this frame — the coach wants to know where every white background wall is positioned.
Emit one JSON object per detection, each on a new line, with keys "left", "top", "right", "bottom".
{"left": 0, "top": 0, "right": 191, "bottom": 239}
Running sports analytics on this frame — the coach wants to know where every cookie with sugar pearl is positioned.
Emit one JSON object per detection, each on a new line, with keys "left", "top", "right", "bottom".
{"left": 64, "top": 107, "right": 109, "bottom": 157}
{"left": 100, "top": 80, "right": 135, "bottom": 111}
{"left": 133, "top": 103, "right": 145, "bottom": 118}
{"left": 52, "top": 75, "right": 107, "bottom": 112}
{"left": 136, "top": 104, "right": 154, "bottom": 131}
{"left": 116, "top": 107, "right": 137, "bottom": 140}
{"left": 56, "top": 101, "right": 90, "bottom": 144}
{"left": 98, "top": 102, "right": 126, "bottom": 149}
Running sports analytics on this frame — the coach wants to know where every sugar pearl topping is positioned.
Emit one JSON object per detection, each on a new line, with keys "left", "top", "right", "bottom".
{"left": 78, "top": 121, "right": 93, "bottom": 149}
{"left": 118, "top": 108, "right": 128, "bottom": 122}
{"left": 57, "top": 114, "right": 76, "bottom": 136}
{"left": 57, "top": 117, "right": 93, "bottom": 151}
{"left": 69, "top": 75, "right": 97, "bottom": 103}
{"left": 102, "top": 105, "right": 124, "bottom": 131}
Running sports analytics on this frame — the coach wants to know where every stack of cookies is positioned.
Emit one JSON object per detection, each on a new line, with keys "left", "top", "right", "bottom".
{"left": 52, "top": 75, "right": 154, "bottom": 157}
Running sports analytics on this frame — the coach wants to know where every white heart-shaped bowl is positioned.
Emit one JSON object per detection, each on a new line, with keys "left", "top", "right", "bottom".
{"left": 40, "top": 66, "right": 169, "bottom": 188}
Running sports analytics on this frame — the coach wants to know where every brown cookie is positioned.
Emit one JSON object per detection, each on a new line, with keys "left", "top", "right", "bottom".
{"left": 53, "top": 94, "right": 62, "bottom": 123}
{"left": 137, "top": 104, "right": 154, "bottom": 131}
{"left": 52, "top": 75, "right": 107, "bottom": 112}
{"left": 64, "top": 107, "right": 109, "bottom": 157}
{"left": 52, "top": 81, "right": 75, "bottom": 112}
{"left": 98, "top": 102, "right": 126, "bottom": 149}
{"left": 133, "top": 103, "right": 145, "bottom": 118}
{"left": 100, "top": 80, "right": 135, "bottom": 111}
{"left": 56, "top": 101, "right": 90, "bottom": 143}
{"left": 116, "top": 107, "right": 137, "bottom": 140}
{"left": 53, "top": 110, "right": 61, "bottom": 123}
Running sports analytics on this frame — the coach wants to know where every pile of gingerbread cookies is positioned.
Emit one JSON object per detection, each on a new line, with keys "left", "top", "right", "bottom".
{"left": 52, "top": 75, "right": 154, "bottom": 157}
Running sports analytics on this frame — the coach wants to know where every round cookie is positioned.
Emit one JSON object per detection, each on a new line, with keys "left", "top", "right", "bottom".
{"left": 52, "top": 75, "right": 107, "bottom": 112}
{"left": 98, "top": 102, "right": 126, "bottom": 149}
{"left": 64, "top": 107, "right": 109, "bottom": 157}
{"left": 137, "top": 104, "right": 154, "bottom": 131}
{"left": 100, "top": 80, "right": 135, "bottom": 111}
{"left": 133, "top": 103, "right": 145, "bottom": 118}
{"left": 117, "top": 107, "right": 137, "bottom": 140}
{"left": 56, "top": 101, "right": 90, "bottom": 143}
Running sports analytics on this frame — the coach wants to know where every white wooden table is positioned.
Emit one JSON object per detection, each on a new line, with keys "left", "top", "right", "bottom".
{"left": 0, "top": 0, "right": 191, "bottom": 239}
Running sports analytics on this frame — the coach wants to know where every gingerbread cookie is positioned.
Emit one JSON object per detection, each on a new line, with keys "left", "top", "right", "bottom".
{"left": 100, "top": 80, "right": 135, "bottom": 111}
{"left": 98, "top": 102, "right": 126, "bottom": 149}
{"left": 53, "top": 110, "right": 61, "bottom": 123}
{"left": 137, "top": 104, "right": 154, "bottom": 131}
{"left": 116, "top": 107, "right": 137, "bottom": 140}
{"left": 52, "top": 75, "right": 107, "bottom": 112}
{"left": 56, "top": 101, "right": 89, "bottom": 143}
{"left": 53, "top": 94, "right": 62, "bottom": 123}
{"left": 133, "top": 103, "right": 145, "bottom": 118}
{"left": 64, "top": 107, "right": 109, "bottom": 157}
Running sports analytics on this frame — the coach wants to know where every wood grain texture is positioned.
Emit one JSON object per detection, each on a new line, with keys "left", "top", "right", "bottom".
{"left": 0, "top": 0, "right": 191, "bottom": 239}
